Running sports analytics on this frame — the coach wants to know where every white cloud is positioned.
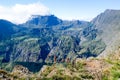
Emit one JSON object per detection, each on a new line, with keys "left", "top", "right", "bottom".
{"left": 0, "top": 3, "right": 50, "bottom": 24}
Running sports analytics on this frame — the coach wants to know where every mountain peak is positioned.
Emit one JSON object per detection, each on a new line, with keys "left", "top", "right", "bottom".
{"left": 105, "top": 9, "right": 120, "bottom": 12}
{"left": 103, "top": 9, "right": 120, "bottom": 15}
{"left": 91, "top": 9, "right": 120, "bottom": 25}
{"left": 25, "top": 15, "right": 62, "bottom": 28}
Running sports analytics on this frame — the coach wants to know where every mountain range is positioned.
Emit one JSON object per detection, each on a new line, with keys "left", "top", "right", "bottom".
{"left": 0, "top": 9, "right": 120, "bottom": 72}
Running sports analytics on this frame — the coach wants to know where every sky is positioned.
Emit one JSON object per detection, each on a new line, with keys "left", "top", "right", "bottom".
{"left": 0, "top": 0, "right": 120, "bottom": 24}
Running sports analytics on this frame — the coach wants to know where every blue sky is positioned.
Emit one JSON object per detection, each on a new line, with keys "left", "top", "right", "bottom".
{"left": 0, "top": 0, "right": 120, "bottom": 23}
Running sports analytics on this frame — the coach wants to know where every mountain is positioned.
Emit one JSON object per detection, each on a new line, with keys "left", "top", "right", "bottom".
{"left": 23, "top": 15, "right": 62, "bottom": 28}
{"left": 1, "top": 9, "right": 120, "bottom": 72}
{"left": 91, "top": 9, "right": 120, "bottom": 57}
{"left": 0, "top": 14, "right": 104, "bottom": 72}
{"left": 0, "top": 19, "right": 17, "bottom": 40}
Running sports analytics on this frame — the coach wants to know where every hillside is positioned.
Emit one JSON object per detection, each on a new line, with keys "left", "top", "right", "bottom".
{"left": 91, "top": 9, "right": 120, "bottom": 57}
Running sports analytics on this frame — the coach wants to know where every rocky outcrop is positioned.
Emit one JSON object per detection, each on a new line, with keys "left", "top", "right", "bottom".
{"left": 12, "top": 65, "right": 32, "bottom": 78}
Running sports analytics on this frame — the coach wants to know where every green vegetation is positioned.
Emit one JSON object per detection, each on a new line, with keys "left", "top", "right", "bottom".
{"left": 102, "top": 51, "right": 120, "bottom": 80}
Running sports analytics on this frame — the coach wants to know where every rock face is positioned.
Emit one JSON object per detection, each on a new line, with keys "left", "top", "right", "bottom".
{"left": 1, "top": 9, "right": 120, "bottom": 71}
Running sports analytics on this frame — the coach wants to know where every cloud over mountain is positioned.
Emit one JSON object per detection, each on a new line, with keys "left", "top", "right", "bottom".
{"left": 0, "top": 3, "right": 50, "bottom": 24}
